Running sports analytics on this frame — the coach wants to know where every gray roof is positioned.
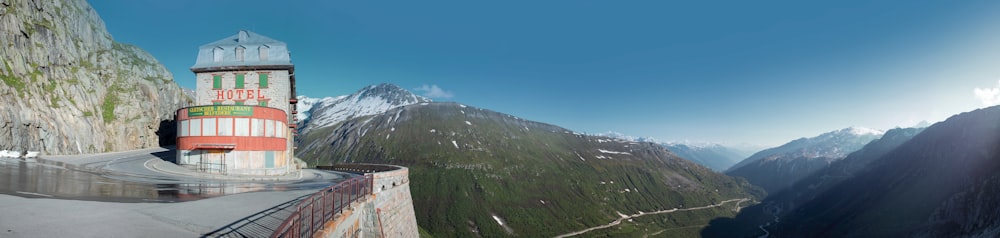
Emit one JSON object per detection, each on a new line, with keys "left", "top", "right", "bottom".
{"left": 191, "top": 30, "right": 292, "bottom": 70}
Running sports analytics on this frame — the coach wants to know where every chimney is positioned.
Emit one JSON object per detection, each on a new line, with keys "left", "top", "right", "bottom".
{"left": 238, "top": 30, "right": 249, "bottom": 42}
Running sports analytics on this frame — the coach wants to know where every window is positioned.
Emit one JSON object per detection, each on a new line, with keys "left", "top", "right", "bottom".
{"left": 213, "top": 47, "right": 223, "bottom": 62}
{"left": 212, "top": 75, "right": 222, "bottom": 89}
{"left": 259, "top": 73, "right": 268, "bottom": 88}
{"left": 179, "top": 120, "right": 189, "bottom": 137}
{"left": 259, "top": 45, "right": 269, "bottom": 61}
{"left": 265, "top": 119, "right": 275, "bottom": 137}
{"left": 235, "top": 118, "right": 250, "bottom": 136}
{"left": 218, "top": 118, "right": 233, "bottom": 136}
{"left": 236, "top": 46, "right": 245, "bottom": 61}
{"left": 212, "top": 101, "right": 221, "bottom": 106}
{"left": 258, "top": 100, "right": 268, "bottom": 107}
{"left": 278, "top": 122, "right": 286, "bottom": 138}
{"left": 203, "top": 118, "right": 217, "bottom": 136}
{"left": 235, "top": 74, "right": 245, "bottom": 89}
{"left": 190, "top": 119, "right": 202, "bottom": 136}
{"left": 252, "top": 119, "right": 263, "bottom": 137}
{"left": 235, "top": 101, "right": 244, "bottom": 106}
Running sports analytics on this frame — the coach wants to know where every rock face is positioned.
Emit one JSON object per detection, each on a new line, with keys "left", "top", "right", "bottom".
{"left": 0, "top": 0, "right": 188, "bottom": 154}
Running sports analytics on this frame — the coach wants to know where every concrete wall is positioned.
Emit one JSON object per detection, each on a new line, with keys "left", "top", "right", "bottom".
{"left": 317, "top": 166, "right": 419, "bottom": 238}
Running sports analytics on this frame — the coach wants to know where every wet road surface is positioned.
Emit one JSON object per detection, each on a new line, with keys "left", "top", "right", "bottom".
{"left": 0, "top": 147, "right": 348, "bottom": 203}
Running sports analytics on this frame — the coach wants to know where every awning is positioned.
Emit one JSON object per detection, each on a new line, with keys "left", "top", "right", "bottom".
{"left": 193, "top": 144, "right": 236, "bottom": 150}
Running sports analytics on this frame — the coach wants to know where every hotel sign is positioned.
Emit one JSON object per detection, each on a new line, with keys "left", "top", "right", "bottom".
{"left": 188, "top": 105, "right": 254, "bottom": 117}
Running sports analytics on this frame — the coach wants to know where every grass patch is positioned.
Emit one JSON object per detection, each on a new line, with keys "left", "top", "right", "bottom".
{"left": 50, "top": 95, "right": 60, "bottom": 108}
{"left": 0, "top": 73, "right": 24, "bottom": 96}
{"left": 102, "top": 84, "right": 121, "bottom": 122}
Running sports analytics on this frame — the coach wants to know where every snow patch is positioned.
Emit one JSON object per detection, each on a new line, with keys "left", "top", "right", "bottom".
{"left": 465, "top": 121, "right": 472, "bottom": 126}
{"left": 846, "top": 126, "right": 884, "bottom": 136}
{"left": 598, "top": 149, "right": 631, "bottom": 155}
{"left": 0, "top": 150, "right": 21, "bottom": 158}
{"left": 492, "top": 215, "right": 503, "bottom": 225}
{"left": 429, "top": 129, "right": 436, "bottom": 133}
{"left": 452, "top": 140, "right": 459, "bottom": 149}
{"left": 459, "top": 104, "right": 467, "bottom": 108}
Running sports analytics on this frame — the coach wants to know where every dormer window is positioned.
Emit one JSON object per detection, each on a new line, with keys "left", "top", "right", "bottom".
{"left": 213, "top": 47, "right": 224, "bottom": 62}
{"left": 236, "top": 46, "right": 246, "bottom": 62}
{"left": 259, "top": 45, "right": 269, "bottom": 61}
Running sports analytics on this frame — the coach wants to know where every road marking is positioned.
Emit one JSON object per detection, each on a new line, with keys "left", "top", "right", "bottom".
{"left": 15, "top": 191, "right": 53, "bottom": 197}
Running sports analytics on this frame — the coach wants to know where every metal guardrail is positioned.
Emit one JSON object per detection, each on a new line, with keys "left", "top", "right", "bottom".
{"left": 271, "top": 174, "right": 373, "bottom": 238}
{"left": 316, "top": 164, "right": 400, "bottom": 174}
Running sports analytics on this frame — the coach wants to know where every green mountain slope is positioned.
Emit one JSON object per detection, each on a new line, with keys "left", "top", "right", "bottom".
{"left": 704, "top": 106, "right": 1000, "bottom": 237}
{"left": 298, "top": 102, "right": 763, "bottom": 237}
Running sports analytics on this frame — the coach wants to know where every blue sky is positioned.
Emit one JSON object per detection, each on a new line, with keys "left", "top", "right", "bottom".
{"left": 90, "top": 0, "right": 1000, "bottom": 147}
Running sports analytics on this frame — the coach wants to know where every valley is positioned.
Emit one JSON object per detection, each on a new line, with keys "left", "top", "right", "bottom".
{"left": 294, "top": 94, "right": 764, "bottom": 237}
{"left": 4, "top": 0, "right": 1000, "bottom": 237}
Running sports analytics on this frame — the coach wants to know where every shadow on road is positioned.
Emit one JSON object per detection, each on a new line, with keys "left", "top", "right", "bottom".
{"left": 201, "top": 193, "right": 311, "bottom": 238}
{"left": 151, "top": 146, "right": 177, "bottom": 163}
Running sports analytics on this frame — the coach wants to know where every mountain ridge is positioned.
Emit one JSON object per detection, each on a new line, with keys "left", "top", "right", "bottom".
{"left": 726, "top": 126, "right": 884, "bottom": 193}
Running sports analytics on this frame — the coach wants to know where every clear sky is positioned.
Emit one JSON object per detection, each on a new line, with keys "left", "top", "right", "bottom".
{"left": 89, "top": 0, "right": 1000, "bottom": 147}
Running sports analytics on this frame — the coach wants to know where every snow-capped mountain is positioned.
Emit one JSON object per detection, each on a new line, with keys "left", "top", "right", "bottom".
{"left": 726, "top": 126, "right": 885, "bottom": 193}
{"left": 298, "top": 83, "right": 431, "bottom": 134}
{"left": 294, "top": 95, "right": 339, "bottom": 122}
{"left": 729, "top": 126, "right": 885, "bottom": 171}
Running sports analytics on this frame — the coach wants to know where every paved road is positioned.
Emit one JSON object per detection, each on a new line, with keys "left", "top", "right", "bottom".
{"left": 0, "top": 147, "right": 350, "bottom": 237}
{"left": 554, "top": 198, "right": 751, "bottom": 238}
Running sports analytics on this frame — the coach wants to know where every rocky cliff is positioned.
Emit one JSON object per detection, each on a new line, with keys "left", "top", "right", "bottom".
{"left": 0, "top": 0, "right": 188, "bottom": 154}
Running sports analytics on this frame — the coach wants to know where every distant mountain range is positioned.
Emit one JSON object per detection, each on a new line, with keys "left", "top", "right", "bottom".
{"left": 704, "top": 106, "right": 1000, "bottom": 237}
{"left": 294, "top": 84, "right": 762, "bottom": 237}
{"left": 592, "top": 132, "right": 761, "bottom": 172}
{"left": 663, "top": 143, "right": 753, "bottom": 172}
{"left": 726, "top": 127, "right": 884, "bottom": 193}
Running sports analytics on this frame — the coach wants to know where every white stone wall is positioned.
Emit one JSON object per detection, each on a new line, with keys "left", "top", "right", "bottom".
{"left": 194, "top": 70, "right": 291, "bottom": 114}
{"left": 319, "top": 167, "right": 419, "bottom": 238}
{"left": 372, "top": 168, "right": 419, "bottom": 238}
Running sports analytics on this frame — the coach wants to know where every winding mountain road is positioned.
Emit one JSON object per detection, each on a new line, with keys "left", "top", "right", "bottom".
{"left": 555, "top": 198, "right": 751, "bottom": 238}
